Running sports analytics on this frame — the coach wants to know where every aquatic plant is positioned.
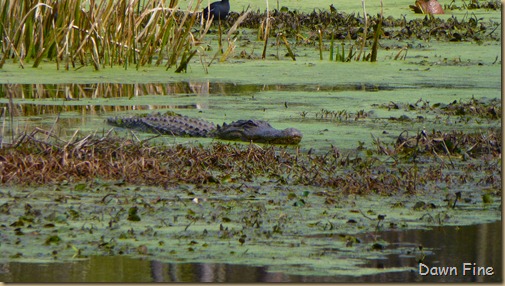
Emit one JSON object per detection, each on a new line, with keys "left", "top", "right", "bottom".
{"left": 0, "top": 124, "right": 500, "bottom": 196}
{"left": 375, "top": 97, "right": 502, "bottom": 121}
{"left": 445, "top": 0, "right": 501, "bottom": 11}
{"left": 0, "top": 0, "right": 208, "bottom": 72}
{"left": 0, "top": 0, "right": 500, "bottom": 69}
{"left": 226, "top": 7, "right": 500, "bottom": 43}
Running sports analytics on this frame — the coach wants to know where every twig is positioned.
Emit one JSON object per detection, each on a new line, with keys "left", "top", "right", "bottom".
{"left": 46, "top": 112, "right": 61, "bottom": 143}
{"left": 280, "top": 33, "right": 296, "bottom": 61}
{"left": 8, "top": 85, "right": 15, "bottom": 143}
{"left": 0, "top": 107, "right": 6, "bottom": 148}
{"left": 73, "top": 133, "right": 93, "bottom": 151}
{"left": 141, "top": 134, "right": 163, "bottom": 144}
{"left": 359, "top": 209, "right": 374, "bottom": 221}
{"left": 130, "top": 130, "right": 142, "bottom": 142}
{"left": 261, "top": 0, "right": 270, "bottom": 59}
{"left": 439, "top": 139, "right": 455, "bottom": 169}
{"left": 356, "top": 0, "right": 368, "bottom": 61}
{"left": 184, "top": 220, "right": 193, "bottom": 231}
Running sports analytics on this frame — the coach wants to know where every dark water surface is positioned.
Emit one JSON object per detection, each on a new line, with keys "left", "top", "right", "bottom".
{"left": 1, "top": 221, "right": 501, "bottom": 282}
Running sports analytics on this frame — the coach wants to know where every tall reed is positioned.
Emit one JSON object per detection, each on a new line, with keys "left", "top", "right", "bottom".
{"left": 0, "top": 0, "right": 207, "bottom": 72}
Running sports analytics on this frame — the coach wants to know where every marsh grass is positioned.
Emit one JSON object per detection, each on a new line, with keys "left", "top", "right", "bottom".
{"left": 355, "top": 0, "right": 382, "bottom": 62}
{"left": 278, "top": 32, "right": 295, "bottom": 60}
{"left": 333, "top": 42, "right": 356, "bottom": 62}
{"left": 0, "top": 0, "right": 209, "bottom": 72}
{"left": 1, "top": 125, "right": 501, "bottom": 196}
{"left": 219, "top": 10, "right": 250, "bottom": 62}
{"left": 1, "top": 1, "right": 499, "bottom": 68}
{"left": 260, "top": 11, "right": 271, "bottom": 59}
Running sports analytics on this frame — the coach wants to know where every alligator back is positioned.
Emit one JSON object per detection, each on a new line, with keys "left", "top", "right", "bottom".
{"left": 107, "top": 113, "right": 216, "bottom": 137}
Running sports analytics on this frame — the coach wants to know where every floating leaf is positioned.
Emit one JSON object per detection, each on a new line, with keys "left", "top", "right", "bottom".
{"left": 482, "top": 194, "right": 493, "bottom": 204}
{"left": 10, "top": 253, "right": 23, "bottom": 259}
{"left": 67, "top": 209, "right": 80, "bottom": 219}
{"left": 10, "top": 220, "right": 24, "bottom": 227}
{"left": 74, "top": 183, "right": 87, "bottom": 191}
{"left": 45, "top": 235, "right": 62, "bottom": 245}
{"left": 413, "top": 201, "right": 426, "bottom": 210}
{"left": 287, "top": 193, "right": 297, "bottom": 200}
{"left": 128, "top": 207, "right": 141, "bottom": 221}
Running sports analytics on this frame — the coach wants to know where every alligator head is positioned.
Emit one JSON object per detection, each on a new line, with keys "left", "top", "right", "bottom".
{"left": 214, "top": 120, "right": 303, "bottom": 145}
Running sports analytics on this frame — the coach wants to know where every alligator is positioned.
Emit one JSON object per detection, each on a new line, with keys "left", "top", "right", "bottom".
{"left": 107, "top": 112, "right": 303, "bottom": 145}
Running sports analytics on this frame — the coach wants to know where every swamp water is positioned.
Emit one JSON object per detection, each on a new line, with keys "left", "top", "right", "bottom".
{"left": 0, "top": 81, "right": 500, "bottom": 151}
{"left": 0, "top": 0, "right": 501, "bottom": 281}
{"left": 0, "top": 82, "right": 501, "bottom": 282}
{"left": 0, "top": 221, "right": 501, "bottom": 282}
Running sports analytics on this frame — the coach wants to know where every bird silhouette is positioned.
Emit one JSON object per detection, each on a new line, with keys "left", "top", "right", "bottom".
{"left": 202, "top": 0, "right": 230, "bottom": 21}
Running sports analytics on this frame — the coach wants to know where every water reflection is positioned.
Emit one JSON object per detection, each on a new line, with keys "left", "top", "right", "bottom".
{"left": 0, "top": 81, "right": 501, "bottom": 152}
{"left": 359, "top": 220, "right": 502, "bottom": 282}
{"left": 0, "top": 81, "right": 417, "bottom": 119}
{"left": 0, "top": 82, "right": 216, "bottom": 117}
{"left": 0, "top": 82, "right": 213, "bottom": 100}
{"left": 0, "top": 81, "right": 406, "bottom": 143}
{"left": 0, "top": 82, "right": 400, "bottom": 102}
{"left": 0, "top": 221, "right": 501, "bottom": 282}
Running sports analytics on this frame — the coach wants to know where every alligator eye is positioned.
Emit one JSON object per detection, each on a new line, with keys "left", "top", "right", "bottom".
{"left": 245, "top": 120, "right": 259, "bottom": 127}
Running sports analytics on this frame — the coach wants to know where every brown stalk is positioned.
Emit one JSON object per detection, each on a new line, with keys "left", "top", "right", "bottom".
{"left": 318, "top": 29, "right": 323, "bottom": 60}
{"left": 394, "top": 47, "right": 408, "bottom": 60}
{"left": 220, "top": 10, "right": 250, "bottom": 62}
{"left": 261, "top": 7, "right": 271, "bottom": 59}
{"left": 356, "top": 0, "right": 367, "bottom": 61}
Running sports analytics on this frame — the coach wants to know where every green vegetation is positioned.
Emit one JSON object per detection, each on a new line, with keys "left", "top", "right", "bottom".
{"left": 0, "top": 126, "right": 501, "bottom": 195}
{"left": 0, "top": 0, "right": 501, "bottom": 279}
{"left": 0, "top": 0, "right": 210, "bottom": 71}
{"left": 1, "top": 0, "right": 499, "bottom": 72}
{"left": 0, "top": 123, "right": 501, "bottom": 275}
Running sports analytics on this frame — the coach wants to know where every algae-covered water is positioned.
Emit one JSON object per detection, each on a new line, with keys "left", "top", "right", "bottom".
{"left": 0, "top": 0, "right": 502, "bottom": 282}
{"left": 0, "top": 79, "right": 500, "bottom": 152}
{"left": 0, "top": 221, "right": 501, "bottom": 282}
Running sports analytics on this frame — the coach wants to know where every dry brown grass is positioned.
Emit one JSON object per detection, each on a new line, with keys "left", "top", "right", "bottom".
{"left": 1, "top": 127, "right": 501, "bottom": 195}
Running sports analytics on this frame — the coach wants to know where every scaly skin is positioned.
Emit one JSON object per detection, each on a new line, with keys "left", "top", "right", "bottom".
{"left": 107, "top": 113, "right": 303, "bottom": 145}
